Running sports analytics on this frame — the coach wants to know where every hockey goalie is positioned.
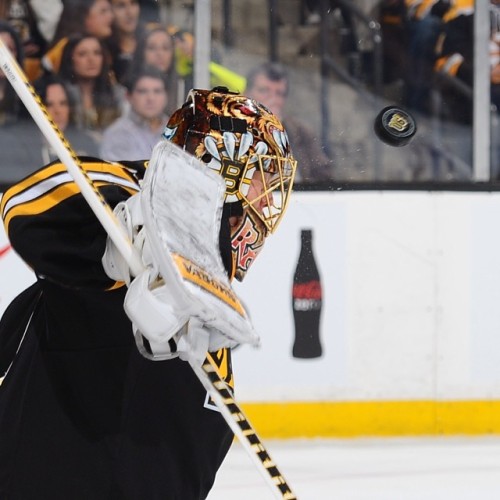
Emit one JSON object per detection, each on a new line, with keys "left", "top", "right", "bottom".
{"left": 0, "top": 87, "right": 296, "bottom": 499}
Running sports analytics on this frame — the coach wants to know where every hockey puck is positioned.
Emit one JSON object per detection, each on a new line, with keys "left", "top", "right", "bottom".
{"left": 374, "top": 106, "right": 417, "bottom": 147}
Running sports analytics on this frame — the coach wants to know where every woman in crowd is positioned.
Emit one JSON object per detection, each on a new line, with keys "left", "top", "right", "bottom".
{"left": 0, "top": 72, "right": 100, "bottom": 184}
{"left": 58, "top": 33, "right": 124, "bottom": 137}
{"left": 42, "top": 0, "right": 114, "bottom": 75}
{"left": 129, "top": 24, "right": 179, "bottom": 112}
{"left": 34, "top": 73, "right": 99, "bottom": 162}
{"left": 106, "top": 0, "right": 146, "bottom": 84}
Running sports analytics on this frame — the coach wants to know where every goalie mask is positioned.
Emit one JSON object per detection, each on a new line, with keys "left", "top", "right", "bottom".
{"left": 162, "top": 87, "right": 297, "bottom": 281}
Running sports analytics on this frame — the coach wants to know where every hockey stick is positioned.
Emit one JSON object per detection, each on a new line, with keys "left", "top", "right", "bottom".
{"left": 194, "top": 356, "right": 296, "bottom": 499}
{"left": 0, "top": 41, "right": 297, "bottom": 500}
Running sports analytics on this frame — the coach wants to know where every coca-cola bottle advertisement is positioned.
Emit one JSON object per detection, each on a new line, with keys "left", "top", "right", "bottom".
{"left": 291, "top": 229, "right": 323, "bottom": 359}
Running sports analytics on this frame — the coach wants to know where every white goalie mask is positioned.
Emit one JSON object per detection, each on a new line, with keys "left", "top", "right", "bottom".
{"left": 162, "top": 87, "right": 297, "bottom": 281}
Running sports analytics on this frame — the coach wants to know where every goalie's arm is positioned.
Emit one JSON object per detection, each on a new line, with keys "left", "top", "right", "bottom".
{"left": 1, "top": 158, "right": 146, "bottom": 290}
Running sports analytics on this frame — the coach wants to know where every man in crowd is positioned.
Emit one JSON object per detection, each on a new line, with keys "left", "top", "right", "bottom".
{"left": 100, "top": 66, "right": 169, "bottom": 160}
{"left": 245, "top": 61, "right": 333, "bottom": 183}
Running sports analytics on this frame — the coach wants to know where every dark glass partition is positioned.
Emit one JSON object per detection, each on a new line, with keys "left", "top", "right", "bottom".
{"left": 0, "top": 0, "right": 495, "bottom": 190}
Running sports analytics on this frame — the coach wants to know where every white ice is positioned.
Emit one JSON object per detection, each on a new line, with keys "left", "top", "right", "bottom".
{"left": 207, "top": 437, "right": 500, "bottom": 500}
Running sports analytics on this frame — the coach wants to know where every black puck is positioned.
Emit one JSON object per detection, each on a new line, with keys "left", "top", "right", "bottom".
{"left": 374, "top": 106, "right": 417, "bottom": 147}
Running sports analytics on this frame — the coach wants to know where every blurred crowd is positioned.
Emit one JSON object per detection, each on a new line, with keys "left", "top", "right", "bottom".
{"left": 2, "top": 0, "right": 497, "bottom": 186}
{"left": 370, "top": 0, "right": 500, "bottom": 180}
{"left": 380, "top": 0, "right": 500, "bottom": 123}
{"left": 0, "top": 0, "right": 337, "bottom": 186}
{"left": 0, "top": 0, "right": 251, "bottom": 184}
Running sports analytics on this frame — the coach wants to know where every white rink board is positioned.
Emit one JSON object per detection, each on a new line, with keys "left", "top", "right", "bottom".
{"left": 3, "top": 191, "right": 500, "bottom": 402}
{"left": 233, "top": 191, "right": 500, "bottom": 402}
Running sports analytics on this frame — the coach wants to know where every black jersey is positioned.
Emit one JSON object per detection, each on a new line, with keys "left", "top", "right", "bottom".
{"left": 0, "top": 158, "right": 233, "bottom": 499}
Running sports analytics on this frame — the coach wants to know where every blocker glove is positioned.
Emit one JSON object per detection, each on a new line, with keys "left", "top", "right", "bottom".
{"left": 102, "top": 193, "right": 246, "bottom": 363}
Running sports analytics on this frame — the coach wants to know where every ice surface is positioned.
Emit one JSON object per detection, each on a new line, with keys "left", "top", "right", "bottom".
{"left": 207, "top": 437, "right": 500, "bottom": 500}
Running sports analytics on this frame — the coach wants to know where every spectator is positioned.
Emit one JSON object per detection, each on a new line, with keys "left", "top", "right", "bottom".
{"left": 378, "top": 0, "right": 410, "bottom": 86}
{"left": 245, "top": 62, "right": 333, "bottom": 182}
{"left": 41, "top": 0, "right": 114, "bottom": 75}
{"left": 58, "top": 33, "right": 124, "bottom": 137}
{"left": 433, "top": 0, "right": 483, "bottom": 123}
{"left": 0, "top": 73, "right": 99, "bottom": 184}
{"left": 405, "top": 0, "right": 453, "bottom": 113}
{"left": 129, "top": 24, "right": 179, "bottom": 112}
{"left": 0, "top": 0, "right": 48, "bottom": 81}
{"left": 0, "top": 20, "right": 25, "bottom": 124}
{"left": 378, "top": 1, "right": 464, "bottom": 114}
{"left": 34, "top": 73, "right": 99, "bottom": 163}
{"left": 100, "top": 66, "right": 168, "bottom": 160}
{"left": 106, "top": 0, "right": 146, "bottom": 84}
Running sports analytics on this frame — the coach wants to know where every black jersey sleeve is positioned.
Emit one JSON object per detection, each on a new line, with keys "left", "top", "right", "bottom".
{"left": 1, "top": 158, "right": 147, "bottom": 290}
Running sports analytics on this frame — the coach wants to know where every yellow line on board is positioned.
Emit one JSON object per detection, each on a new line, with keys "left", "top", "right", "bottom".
{"left": 240, "top": 400, "right": 500, "bottom": 438}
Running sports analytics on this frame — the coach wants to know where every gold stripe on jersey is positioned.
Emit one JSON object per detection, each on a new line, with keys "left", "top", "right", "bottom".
{"left": 3, "top": 180, "right": 138, "bottom": 232}
{"left": 3, "top": 181, "right": 129, "bottom": 232}
{"left": 1, "top": 160, "right": 137, "bottom": 209}
{"left": 2, "top": 161, "right": 140, "bottom": 232}
{"left": 1, "top": 163, "right": 68, "bottom": 216}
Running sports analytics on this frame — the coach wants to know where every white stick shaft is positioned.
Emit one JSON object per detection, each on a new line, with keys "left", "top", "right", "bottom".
{"left": 0, "top": 40, "right": 144, "bottom": 277}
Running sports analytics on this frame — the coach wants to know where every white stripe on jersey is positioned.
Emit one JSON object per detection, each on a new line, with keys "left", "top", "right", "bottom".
{"left": 2, "top": 171, "right": 139, "bottom": 217}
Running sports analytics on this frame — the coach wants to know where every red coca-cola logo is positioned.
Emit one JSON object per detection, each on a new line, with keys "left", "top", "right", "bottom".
{"left": 292, "top": 280, "right": 322, "bottom": 300}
